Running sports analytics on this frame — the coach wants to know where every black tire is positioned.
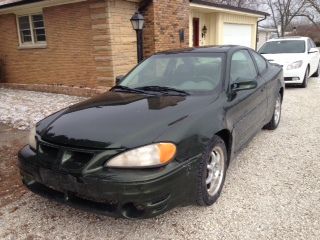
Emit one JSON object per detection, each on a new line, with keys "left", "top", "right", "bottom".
{"left": 264, "top": 93, "right": 282, "bottom": 130}
{"left": 301, "top": 67, "right": 309, "bottom": 88}
{"left": 311, "top": 64, "right": 319, "bottom": 77}
{"left": 196, "top": 135, "right": 227, "bottom": 206}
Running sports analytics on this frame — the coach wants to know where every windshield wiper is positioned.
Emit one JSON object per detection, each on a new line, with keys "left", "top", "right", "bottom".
{"left": 136, "top": 86, "right": 190, "bottom": 96}
{"left": 111, "top": 85, "right": 149, "bottom": 94}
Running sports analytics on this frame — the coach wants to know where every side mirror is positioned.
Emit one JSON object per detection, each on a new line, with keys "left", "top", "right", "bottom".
{"left": 115, "top": 75, "right": 124, "bottom": 85}
{"left": 231, "top": 80, "right": 257, "bottom": 92}
{"left": 308, "top": 47, "right": 319, "bottom": 54}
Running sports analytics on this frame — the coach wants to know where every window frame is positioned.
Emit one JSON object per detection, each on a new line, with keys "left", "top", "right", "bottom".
{"left": 16, "top": 12, "right": 47, "bottom": 48}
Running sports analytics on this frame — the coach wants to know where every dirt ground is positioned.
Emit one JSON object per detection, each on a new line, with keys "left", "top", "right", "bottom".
{"left": 0, "top": 124, "right": 27, "bottom": 208}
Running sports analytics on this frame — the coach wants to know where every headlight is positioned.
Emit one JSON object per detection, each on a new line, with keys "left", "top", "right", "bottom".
{"left": 106, "top": 143, "right": 176, "bottom": 168}
{"left": 28, "top": 126, "right": 37, "bottom": 150}
{"left": 287, "top": 60, "right": 303, "bottom": 70}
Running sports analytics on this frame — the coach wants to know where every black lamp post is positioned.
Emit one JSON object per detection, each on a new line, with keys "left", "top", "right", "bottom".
{"left": 130, "top": 12, "right": 145, "bottom": 63}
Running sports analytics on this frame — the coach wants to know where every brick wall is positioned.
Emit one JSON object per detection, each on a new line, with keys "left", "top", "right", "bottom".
{"left": 0, "top": 0, "right": 190, "bottom": 94}
{"left": 107, "top": 0, "right": 139, "bottom": 79}
{"left": 0, "top": 1, "right": 97, "bottom": 88}
{"left": 143, "top": 0, "right": 190, "bottom": 57}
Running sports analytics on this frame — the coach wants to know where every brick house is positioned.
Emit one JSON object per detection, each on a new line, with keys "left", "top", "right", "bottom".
{"left": 0, "top": 0, "right": 267, "bottom": 96}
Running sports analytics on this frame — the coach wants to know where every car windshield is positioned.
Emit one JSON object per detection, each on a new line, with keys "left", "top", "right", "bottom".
{"left": 119, "top": 53, "right": 224, "bottom": 94}
{"left": 259, "top": 40, "right": 306, "bottom": 54}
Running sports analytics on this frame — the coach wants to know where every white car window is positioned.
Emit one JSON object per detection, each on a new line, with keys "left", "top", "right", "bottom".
{"left": 259, "top": 40, "right": 306, "bottom": 54}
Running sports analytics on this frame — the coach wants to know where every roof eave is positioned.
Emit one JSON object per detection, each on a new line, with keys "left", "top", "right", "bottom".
{"left": 190, "top": 0, "right": 269, "bottom": 18}
{"left": 0, "top": 0, "right": 85, "bottom": 14}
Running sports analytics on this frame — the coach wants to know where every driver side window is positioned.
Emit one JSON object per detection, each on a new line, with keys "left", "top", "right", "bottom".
{"left": 230, "top": 50, "right": 257, "bottom": 83}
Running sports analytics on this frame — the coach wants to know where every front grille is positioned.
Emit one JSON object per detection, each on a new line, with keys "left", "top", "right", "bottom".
{"left": 41, "top": 144, "right": 59, "bottom": 158}
{"left": 38, "top": 142, "right": 96, "bottom": 171}
{"left": 39, "top": 144, "right": 60, "bottom": 169}
{"left": 61, "top": 151, "right": 94, "bottom": 170}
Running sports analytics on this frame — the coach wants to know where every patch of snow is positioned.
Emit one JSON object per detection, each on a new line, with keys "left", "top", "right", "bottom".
{"left": 0, "top": 88, "right": 86, "bottom": 130}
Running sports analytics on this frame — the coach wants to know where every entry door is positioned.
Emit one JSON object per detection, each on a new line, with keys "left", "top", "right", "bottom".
{"left": 193, "top": 18, "right": 200, "bottom": 47}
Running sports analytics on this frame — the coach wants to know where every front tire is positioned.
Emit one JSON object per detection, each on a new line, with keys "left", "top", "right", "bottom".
{"left": 264, "top": 93, "right": 282, "bottom": 130}
{"left": 311, "top": 63, "right": 319, "bottom": 77}
{"left": 196, "top": 136, "right": 227, "bottom": 206}
{"left": 301, "top": 67, "right": 309, "bottom": 88}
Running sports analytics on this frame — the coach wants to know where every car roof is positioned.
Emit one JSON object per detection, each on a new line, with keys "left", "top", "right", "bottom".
{"left": 155, "top": 45, "right": 249, "bottom": 55}
{"left": 267, "top": 36, "right": 309, "bottom": 42}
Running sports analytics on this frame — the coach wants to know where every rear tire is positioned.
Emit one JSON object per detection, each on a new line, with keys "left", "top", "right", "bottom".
{"left": 196, "top": 136, "right": 227, "bottom": 206}
{"left": 264, "top": 93, "right": 282, "bottom": 130}
{"left": 301, "top": 67, "right": 309, "bottom": 88}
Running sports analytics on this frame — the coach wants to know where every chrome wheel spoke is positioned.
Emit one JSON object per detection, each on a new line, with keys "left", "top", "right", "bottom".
{"left": 274, "top": 97, "right": 281, "bottom": 124}
{"left": 205, "top": 147, "right": 225, "bottom": 197}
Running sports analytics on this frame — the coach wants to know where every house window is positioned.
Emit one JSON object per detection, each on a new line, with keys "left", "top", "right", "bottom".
{"left": 17, "top": 13, "right": 46, "bottom": 46}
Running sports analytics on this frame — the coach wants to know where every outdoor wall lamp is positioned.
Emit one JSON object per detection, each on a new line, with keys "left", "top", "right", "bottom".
{"left": 130, "top": 11, "right": 145, "bottom": 63}
{"left": 202, "top": 25, "right": 207, "bottom": 38}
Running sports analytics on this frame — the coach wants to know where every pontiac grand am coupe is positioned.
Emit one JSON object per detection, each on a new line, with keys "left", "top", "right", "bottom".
{"left": 18, "top": 46, "right": 284, "bottom": 219}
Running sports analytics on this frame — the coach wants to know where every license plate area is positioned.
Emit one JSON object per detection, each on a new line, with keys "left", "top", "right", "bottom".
{"left": 39, "top": 168, "right": 77, "bottom": 193}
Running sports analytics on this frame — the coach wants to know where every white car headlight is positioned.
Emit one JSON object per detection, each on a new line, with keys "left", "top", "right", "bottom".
{"left": 106, "top": 143, "right": 176, "bottom": 168}
{"left": 28, "top": 126, "right": 37, "bottom": 150}
{"left": 287, "top": 60, "right": 303, "bottom": 70}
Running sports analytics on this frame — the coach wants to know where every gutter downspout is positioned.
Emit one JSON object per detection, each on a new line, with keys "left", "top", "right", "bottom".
{"left": 256, "top": 15, "right": 267, "bottom": 50}
{"left": 139, "top": 0, "right": 152, "bottom": 12}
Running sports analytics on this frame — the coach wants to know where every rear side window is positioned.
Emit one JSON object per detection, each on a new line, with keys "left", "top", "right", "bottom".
{"left": 308, "top": 39, "right": 312, "bottom": 51}
{"left": 251, "top": 51, "right": 267, "bottom": 74}
{"left": 230, "top": 50, "right": 257, "bottom": 82}
{"left": 308, "top": 39, "right": 316, "bottom": 49}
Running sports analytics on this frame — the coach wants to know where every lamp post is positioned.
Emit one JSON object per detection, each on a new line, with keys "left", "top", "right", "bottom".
{"left": 130, "top": 12, "right": 145, "bottom": 63}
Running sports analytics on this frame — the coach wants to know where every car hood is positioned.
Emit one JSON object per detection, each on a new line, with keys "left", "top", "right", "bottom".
{"left": 261, "top": 53, "right": 306, "bottom": 66}
{"left": 39, "top": 91, "right": 213, "bottom": 149}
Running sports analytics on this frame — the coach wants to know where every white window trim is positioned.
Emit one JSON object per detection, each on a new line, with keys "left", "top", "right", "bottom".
{"left": 16, "top": 12, "right": 47, "bottom": 49}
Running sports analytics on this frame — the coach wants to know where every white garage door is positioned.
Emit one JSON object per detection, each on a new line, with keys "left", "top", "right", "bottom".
{"left": 223, "top": 23, "right": 252, "bottom": 48}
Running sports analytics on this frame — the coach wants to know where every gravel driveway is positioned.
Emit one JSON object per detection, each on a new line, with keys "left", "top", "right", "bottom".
{"left": 0, "top": 79, "right": 320, "bottom": 240}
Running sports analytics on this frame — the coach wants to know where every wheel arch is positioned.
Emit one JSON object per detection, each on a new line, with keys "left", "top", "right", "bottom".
{"left": 215, "top": 129, "right": 232, "bottom": 166}
{"left": 279, "top": 87, "right": 284, "bottom": 102}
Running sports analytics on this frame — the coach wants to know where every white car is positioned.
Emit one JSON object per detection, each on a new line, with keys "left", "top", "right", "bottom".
{"left": 259, "top": 37, "right": 320, "bottom": 87}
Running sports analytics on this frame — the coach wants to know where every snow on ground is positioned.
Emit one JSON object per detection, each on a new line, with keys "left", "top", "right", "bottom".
{"left": 0, "top": 88, "right": 86, "bottom": 130}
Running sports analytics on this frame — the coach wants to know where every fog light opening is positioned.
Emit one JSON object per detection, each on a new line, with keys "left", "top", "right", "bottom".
{"left": 121, "top": 202, "right": 146, "bottom": 219}
{"left": 21, "top": 172, "right": 36, "bottom": 186}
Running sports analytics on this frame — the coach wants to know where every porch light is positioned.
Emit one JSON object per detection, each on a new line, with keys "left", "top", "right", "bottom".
{"left": 130, "top": 11, "right": 145, "bottom": 63}
{"left": 202, "top": 25, "right": 208, "bottom": 38}
{"left": 130, "top": 11, "right": 145, "bottom": 30}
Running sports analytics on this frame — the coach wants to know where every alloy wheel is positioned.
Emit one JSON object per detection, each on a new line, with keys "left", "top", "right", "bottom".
{"left": 274, "top": 95, "right": 281, "bottom": 125}
{"left": 206, "top": 146, "right": 225, "bottom": 196}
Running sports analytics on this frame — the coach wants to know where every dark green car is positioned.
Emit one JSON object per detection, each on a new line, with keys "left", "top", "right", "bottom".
{"left": 18, "top": 46, "right": 284, "bottom": 219}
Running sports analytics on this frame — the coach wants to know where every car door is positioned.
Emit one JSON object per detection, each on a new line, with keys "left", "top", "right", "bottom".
{"left": 226, "top": 50, "right": 268, "bottom": 152}
{"left": 250, "top": 50, "right": 275, "bottom": 121}
{"left": 308, "top": 39, "right": 320, "bottom": 73}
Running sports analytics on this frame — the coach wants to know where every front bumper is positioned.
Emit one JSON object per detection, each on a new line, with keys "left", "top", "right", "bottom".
{"left": 283, "top": 67, "right": 305, "bottom": 84}
{"left": 18, "top": 145, "right": 199, "bottom": 219}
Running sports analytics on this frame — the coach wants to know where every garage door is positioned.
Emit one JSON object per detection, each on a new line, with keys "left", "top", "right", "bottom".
{"left": 223, "top": 23, "right": 252, "bottom": 48}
